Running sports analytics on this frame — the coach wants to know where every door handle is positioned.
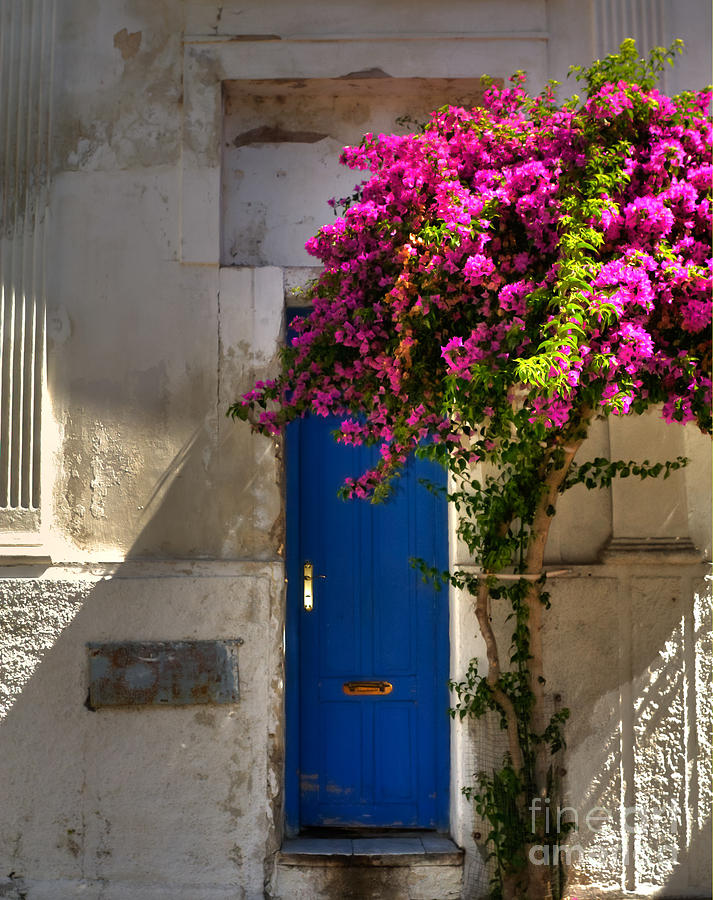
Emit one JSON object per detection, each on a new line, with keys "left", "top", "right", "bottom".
{"left": 302, "top": 561, "right": 325, "bottom": 611}
{"left": 303, "top": 561, "right": 314, "bottom": 611}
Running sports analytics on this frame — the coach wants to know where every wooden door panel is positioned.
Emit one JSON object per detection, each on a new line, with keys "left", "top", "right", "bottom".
{"left": 288, "top": 412, "right": 449, "bottom": 828}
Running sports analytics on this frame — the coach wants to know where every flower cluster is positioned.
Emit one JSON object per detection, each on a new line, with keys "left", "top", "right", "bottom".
{"left": 232, "top": 68, "right": 711, "bottom": 498}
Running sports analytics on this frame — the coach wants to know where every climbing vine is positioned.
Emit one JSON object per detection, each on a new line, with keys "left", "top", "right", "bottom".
{"left": 232, "top": 40, "right": 711, "bottom": 899}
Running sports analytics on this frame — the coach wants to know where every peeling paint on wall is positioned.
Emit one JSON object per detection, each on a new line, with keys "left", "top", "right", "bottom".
{"left": 338, "top": 67, "right": 392, "bottom": 79}
{"left": 221, "top": 77, "right": 490, "bottom": 266}
{"left": 232, "top": 126, "right": 328, "bottom": 147}
{"left": 55, "top": 5, "right": 182, "bottom": 171}
{"left": 113, "top": 28, "right": 142, "bottom": 60}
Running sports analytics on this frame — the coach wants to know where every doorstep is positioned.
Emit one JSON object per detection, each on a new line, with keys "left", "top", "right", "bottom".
{"left": 278, "top": 834, "right": 463, "bottom": 867}
{"left": 270, "top": 834, "right": 464, "bottom": 900}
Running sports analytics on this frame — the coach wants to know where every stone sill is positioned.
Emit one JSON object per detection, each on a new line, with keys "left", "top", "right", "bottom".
{"left": 277, "top": 834, "right": 463, "bottom": 867}
{"left": 567, "top": 892, "right": 708, "bottom": 900}
{"left": 601, "top": 536, "right": 703, "bottom": 565}
{"left": 0, "top": 543, "right": 51, "bottom": 566}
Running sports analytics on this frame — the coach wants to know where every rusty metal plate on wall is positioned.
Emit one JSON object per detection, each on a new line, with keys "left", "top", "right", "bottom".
{"left": 86, "top": 640, "right": 242, "bottom": 709}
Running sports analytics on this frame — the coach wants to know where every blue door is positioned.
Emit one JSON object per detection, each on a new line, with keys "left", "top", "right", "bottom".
{"left": 286, "top": 413, "right": 450, "bottom": 830}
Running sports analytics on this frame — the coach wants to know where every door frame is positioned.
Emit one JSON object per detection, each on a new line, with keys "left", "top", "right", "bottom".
{"left": 283, "top": 373, "right": 451, "bottom": 835}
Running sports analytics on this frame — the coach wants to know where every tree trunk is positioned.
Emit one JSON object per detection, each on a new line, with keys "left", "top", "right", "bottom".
{"left": 502, "top": 869, "right": 529, "bottom": 900}
{"left": 522, "top": 418, "right": 589, "bottom": 899}
{"left": 527, "top": 861, "right": 555, "bottom": 900}
{"left": 474, "top": 410, "right": 591, "bottom": 899}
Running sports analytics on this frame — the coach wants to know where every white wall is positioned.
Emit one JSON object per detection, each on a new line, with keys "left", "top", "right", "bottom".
{"left": 0, "top": 2, "right": 710, "bottom": 898}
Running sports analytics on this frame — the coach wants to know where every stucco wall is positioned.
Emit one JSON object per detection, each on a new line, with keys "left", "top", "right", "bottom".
{"left": 0, "top": 2, "right": 711, "bottom": 899}
{"left": 0, "top": 562, "right": 285, "bottom": 900}
{"left": 5, "top": 0, "right": 710, "bottom": 562}
{"left": 450, "top": 565, "right": 711, "bottom": 900}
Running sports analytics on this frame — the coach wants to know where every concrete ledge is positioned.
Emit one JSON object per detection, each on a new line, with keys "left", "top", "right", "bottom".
{"left": 602, "top": 536, "right": 702, "bottom": 564}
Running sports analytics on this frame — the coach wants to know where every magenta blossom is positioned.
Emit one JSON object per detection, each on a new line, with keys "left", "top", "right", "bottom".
{"left": 233, "top": 69, "right": 711, "bottom": 498}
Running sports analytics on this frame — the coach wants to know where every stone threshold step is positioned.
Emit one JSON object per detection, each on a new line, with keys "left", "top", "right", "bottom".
{"left": 278, "top": 835, "right": 464, "bottom": 867}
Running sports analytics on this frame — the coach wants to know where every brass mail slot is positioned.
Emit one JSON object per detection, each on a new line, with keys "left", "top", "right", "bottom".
{"left": 342, "top": 680, "right": 393, "bottom": 696}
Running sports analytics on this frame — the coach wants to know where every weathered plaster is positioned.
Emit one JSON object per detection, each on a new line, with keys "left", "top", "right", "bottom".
{"left": 271, "top": 859, "right": 463, "bottom": 899}
{"left": 54, "top": 1, "right": 182, "bottom": 173}
{"left": 609, "top": 411, "right": 691, "bottom": 541}
{"left": 461, "top": 566, "right": 712, "bottom": 898}
{"left": 185, "top": 0, "right": 548, "bottom": 40}
{"left": 221, "top": 78, "right": 490, "bottom": 267}
{"left": 0, "top": 563, "right": 283, "bottom": 900}
{"left": 113, "top": 28, "right": 142, "bottom": 61}
{"left": 0, "top": 3, "right": 711, "bottom": 899}
{"left": 44, "top": 169, "right": 284, "bottom": 559}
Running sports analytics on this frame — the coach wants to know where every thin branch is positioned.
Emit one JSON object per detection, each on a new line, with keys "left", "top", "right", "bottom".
{"left": 469, "top": 569, "right": 572, "bottom": 581}
{"left": 474, "top": 579, "right": 525, "bottom": 774}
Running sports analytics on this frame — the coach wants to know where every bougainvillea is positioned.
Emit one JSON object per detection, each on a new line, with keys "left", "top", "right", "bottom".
{"left": 237, "top": 49, "right": 710, "bottom": 497}
{"left": 233, "top": 41, "right": 711, "bottom": 900}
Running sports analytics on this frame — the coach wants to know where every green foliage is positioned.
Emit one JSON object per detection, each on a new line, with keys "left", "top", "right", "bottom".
{"left": 569, "top": 37, "right": 684, "bottom": 95}
{"left": 465, "top": 762, "right": 528, "bottom": 899}
{"left": 566, "top": 455, "right": 689, "bottom": 489}
{"left": 425, "top": 39, "right": 704, "bottom": 896}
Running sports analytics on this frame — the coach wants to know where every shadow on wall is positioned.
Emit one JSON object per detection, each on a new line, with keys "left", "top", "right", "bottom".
{"left": 464, "top": 569, "right": 711, "bottom": 898}
{"left": 0, "top": 413, "right": 288, "bottom": 896}
{"left": 54, "top": 407, "right": 283, "bottom": 562}
{"left": 126, "top": 418, "right": 283, "bottom": 561}
{"left": 548, "top": 576, "right": 711, "bottom": 897}
{"left": 0, "top": 428, "right": 710, "bottom": 897}
{"left": 0, "top": 551, "right": 284, "bottom": 896}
